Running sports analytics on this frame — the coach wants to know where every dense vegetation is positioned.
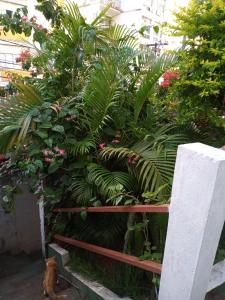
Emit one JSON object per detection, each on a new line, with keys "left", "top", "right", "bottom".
{"left": 0, "top": 0, "right": 224, "bottom": 298}
{"left": 164, "top": 0, "right": 225, "bottom": 143}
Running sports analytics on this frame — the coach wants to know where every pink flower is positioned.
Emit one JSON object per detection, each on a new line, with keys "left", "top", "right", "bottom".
{"left": 0, "top": 154, "right": 6, "bottom": 162}
{"left": 37, "top": 24, "right": 44, "bottom": 30}
{"left": 44, "top": 157, "right": 54, "bottom": 163}
{"left": 43, "top": 149, "right": 53, "bottom": 157}
{"left": 59, "top": 149, "right": 65, "bottom": 156}
{"left": 31, "top": 16, "right": 37, "bottom": 23}
{"left": 22, "top": 15, "right": 28, "bottom": 22}
{"left": 99, "top": 143, "right": 106, "bottom": 150}
{"left": 111, "top": 139, "right": 120, "bottom": 145}
{"left": 43, "top": 149, "right": 49, "bottom": 156}
{"left": 127, "top": 155, "right": 137, "bottom": 165}
{"left": 54, "top": 146, "right": 60, "bottom": 152}
{"left": 54, "top": 147, "right": 65, "bottom": 156}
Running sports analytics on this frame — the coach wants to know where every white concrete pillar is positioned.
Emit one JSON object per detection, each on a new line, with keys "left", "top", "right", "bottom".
{"left": 158, "top": 143, "right": 225, "bottom": 300}
{"left": 39, "top": 200, "right": 46, "bottom": 257}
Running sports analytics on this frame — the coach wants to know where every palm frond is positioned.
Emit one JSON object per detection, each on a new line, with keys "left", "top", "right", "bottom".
{"left": 83, "top": 55, "right": 121, "bottom": 132}
{"left": 134, "top": 54, "right": 176, "bottom": 123}
{"left": 91, "top": 2, "right": 111, "bottom": 26}
{"left": 66, "top": 136, "right": 96, "bottom": 156}
{"left": 99, "top": 24, "right": 138, "bottom": 49}
{"left": 100, "top": 127, "right": 185, "bottom": 194}
{"left": 71, "top": 176, "right": 96, "bottom": 206}
{"left": 87, "top": 163, "right": 132, "bottom": 198}
{"left": 0, "top": 83, "right": 42, "bottom": 153}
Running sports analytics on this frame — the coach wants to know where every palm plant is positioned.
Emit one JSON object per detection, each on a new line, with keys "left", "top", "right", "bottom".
{"left": 0, "top": 84, "right": 42, "bottom": 153}
{"left": 0, "top": 3, "right": 185, "bottom": 278}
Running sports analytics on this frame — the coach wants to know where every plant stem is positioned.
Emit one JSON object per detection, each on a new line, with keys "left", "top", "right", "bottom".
{"left": 123, "top": 212, "right": 135, "bottom": 254}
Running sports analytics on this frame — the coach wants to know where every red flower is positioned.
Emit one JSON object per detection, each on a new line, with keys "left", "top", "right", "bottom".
{"left": 163, "top": 71, "right": 179, "bottom": 80}
{"left": 99, "top": 143, "right": 106, "bottom": 150}
{"left": 160, "top": 80, "right": 170, "bottom": 88}
{"left": 160, "top": 71, "right": 179, "bottom": 88}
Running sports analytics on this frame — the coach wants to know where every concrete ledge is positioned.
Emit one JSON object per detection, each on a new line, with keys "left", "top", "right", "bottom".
{"left": 48, "top": 243, "right": 132, "bottom": 300}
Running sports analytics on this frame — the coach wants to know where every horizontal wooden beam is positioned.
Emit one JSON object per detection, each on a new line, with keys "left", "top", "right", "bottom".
{"left": 54, "top": 204, "right": 169, "bottom": 214}
{"left": 54, "top": 234, "right": 162, "bottom": 274}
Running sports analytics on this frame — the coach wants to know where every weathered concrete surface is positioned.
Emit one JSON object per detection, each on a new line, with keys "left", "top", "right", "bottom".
{"left": 0, "top": 178, "right": 18, "bottom": 254}
{"left": 0, "top": 182, "right": 42, "bottom": 255}
{"left": 49, "top": 243, "right": 131, "bottom": 300}
{"left": 0, "top": 253, "right": 82, "bottom": 300}
{"left": 159, "top": 143, "right": 225, "bottom": 300}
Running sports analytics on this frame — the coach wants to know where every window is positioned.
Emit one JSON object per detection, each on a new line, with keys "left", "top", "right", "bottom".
{"left": 6, "top": 10, "right": 13, "bottom": 18}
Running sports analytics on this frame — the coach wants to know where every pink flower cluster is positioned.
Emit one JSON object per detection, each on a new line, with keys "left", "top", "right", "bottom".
{"left": 98, "top": 139, "right": 120, "bottom": 151}
{"left": 127, "top": 155, "right": 137, "bottom": 165}
{"left": 43, "top": 147, "right": 65, "bottom": 164}
{"left": 21, "top": 15, "right": 45, "bottom": 30}
{"left": 21, "top": 15, "right": 28, "bottom": 22}
{"left": 16, "top": 50, "right": 31, "bottom": 63}
{"left": 98, "top": 143, "right": 106, "bottom": 150}
{"left": 160, "top": 71, "right": 179, "bottom": 88}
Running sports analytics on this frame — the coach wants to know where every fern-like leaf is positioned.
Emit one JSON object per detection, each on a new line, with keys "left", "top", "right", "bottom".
{"left": 0, "top": 83, "right": 42, "bottom": 153}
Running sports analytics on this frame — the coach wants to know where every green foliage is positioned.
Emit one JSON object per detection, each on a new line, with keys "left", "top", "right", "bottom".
{"left": 35, "top": 0, "right": 63, "bottom": 26}
{"left": 167, "top": 0, "right": 225, "bottom": 138}
{"left": 70, "top": 249, "right": 158, "bottom": 299}
{"left": 0, "top": 84, "right": 42, "bottom": 152}
{"left": 0, "top": 3, "right": 184, "bottom": 296}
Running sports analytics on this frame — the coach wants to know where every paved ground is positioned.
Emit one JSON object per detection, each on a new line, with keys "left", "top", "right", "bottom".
{"left": 0, "top": 253, "right": 83, "bottom": 300}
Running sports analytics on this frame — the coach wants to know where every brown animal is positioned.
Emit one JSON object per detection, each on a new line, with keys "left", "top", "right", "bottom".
{"left": 43, "top": 257, "right": 67, "bottom": 299}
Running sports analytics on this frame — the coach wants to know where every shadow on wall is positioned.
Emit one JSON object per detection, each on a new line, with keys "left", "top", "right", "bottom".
{"left": 0, "top": 181, "right": 42, "bottom": 255}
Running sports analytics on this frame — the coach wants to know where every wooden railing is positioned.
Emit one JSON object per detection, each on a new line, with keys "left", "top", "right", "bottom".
{"left": 53, "top": 204, "right": 169, "bottom": 275}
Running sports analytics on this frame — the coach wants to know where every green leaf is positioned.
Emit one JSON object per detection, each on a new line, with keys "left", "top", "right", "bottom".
{"left": 36, "top": 130, "right": 48, "bottom": 139}
{"left": 34, "top": 160, "right": 43, "bottom": 169}
{"left": 44, "top": 138, "right": 53, "bottom": 148}
{"left": 48, "top": 161, "right": 62, "bottom": 174}
{"left": 153, "top": 25, "right": 159, "bottom": 34}
{"left": 80, "top": 210, "right": 87, "bottom": 221}
{"left": 52, "top": 125, "right": 64, "bottom": 134}
{"left": 27, "top": 164, "right": 37, "bottom": 173}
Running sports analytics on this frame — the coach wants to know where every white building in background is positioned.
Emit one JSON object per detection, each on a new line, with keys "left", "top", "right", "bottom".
{"left": 76, "top": 0, "right": 168, "bottom": 50}
{"left": 163, "top": 0, "right": 190, "bottom": 50}
{"left": 0, "top": 0, "right": 30, "bottom": 87}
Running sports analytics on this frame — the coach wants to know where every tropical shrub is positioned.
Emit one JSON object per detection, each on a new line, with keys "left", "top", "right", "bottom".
{"left": 0, "top": 2, "right": 185, "bottom": 298}
{"left": 165, "top": 0, "right": 225, "bottom": 143}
